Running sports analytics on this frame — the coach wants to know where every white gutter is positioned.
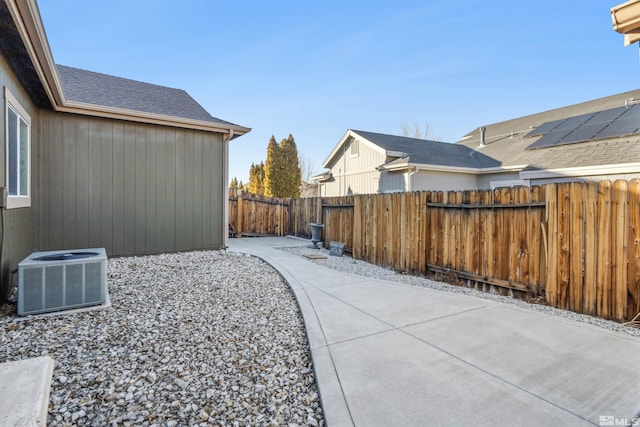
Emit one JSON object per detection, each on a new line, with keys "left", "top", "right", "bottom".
{"left": 520, "top": 162, "right": 640, "bottom": 179}
{"left": 378, "top": 162, "right": 527, "bottom": 175}
{"left": 612, "top": 0, "right": 640, "bottom": 45}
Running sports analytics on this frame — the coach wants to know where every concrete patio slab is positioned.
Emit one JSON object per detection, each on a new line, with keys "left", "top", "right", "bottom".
{"left": 0, "top": 356, "right": 54, "bottom": 426}
{"left": 330, "top": 329, "right": 593, "bottom": 426}
{"left": 228, "top": 237, "right": 640, "bottom": 427}
{"left": 319, "top": 278, "right": 494, "bottom": 328}
{"left": 403, "top": 303, "right": 640, "bottom": 422}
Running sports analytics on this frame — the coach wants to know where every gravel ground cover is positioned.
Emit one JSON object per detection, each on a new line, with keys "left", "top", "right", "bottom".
{"left": 281, "top": 245, "right": 640, "bottom": 339}
{"left": 0, "top": 251, "right": 324, "bottom": 426}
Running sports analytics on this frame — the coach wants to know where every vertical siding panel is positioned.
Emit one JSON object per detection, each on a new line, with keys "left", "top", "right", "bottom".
{"left": 47, "top": 112, "right": 63, "bottom": 249}
{"left": 154, "top": 129, "right": 168, "bottom": 253}
{"left": 135, "top": 125, "right": 147, "bottom": 253}
{"left": 87, "top": 120, "right": 102, "bottom": 248}
{"left": 111, "top": 122, "right": 126, "bottom": 255}
{"left": 165, "top": 129, "right": 177, "bottom": 252}
{"left": 123, "top": 123, "right": 137, "bottom": 255}
{"left": 202, "top": 137, "right": 213, "bottom": 247}
{"left": 175, "top": 132, "right": 187, "bottom": 250}
{"left": 145, "top": 127, "right": 158, "bottom": 252}
{"left": 192, "top": 133, "right": 204, "bottom": 248}
{"left": 62, "top": 118, "right": 76, "bottom": 249}
{"left": 183, "top": 133, "right": 195, "bottom": 250}
{"left": 75, "top": 118, "right": 90, "bottom": 249}
{"left": 99, "top": 120, "right": 113, "bottom": 254}
{"left": 213, "top": 137, "right": 225, "bottom": 246}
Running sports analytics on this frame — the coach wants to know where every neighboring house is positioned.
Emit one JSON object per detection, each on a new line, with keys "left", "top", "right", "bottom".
{"left": 0, "top": 0, "right": 249, "bottom": 301}
{"left": 314, "top": 89, "right": 640, "bottom": 196}
{"left": 312, "top": 129, "right": 513, "bottom": 196}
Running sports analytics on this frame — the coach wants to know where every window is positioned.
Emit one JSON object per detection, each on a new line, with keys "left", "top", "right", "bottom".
{"left": 350, "top": 138, "right": 359, "bottom": 157}
{"left": 5, "top": 87, "right": 30, "bottom": 209}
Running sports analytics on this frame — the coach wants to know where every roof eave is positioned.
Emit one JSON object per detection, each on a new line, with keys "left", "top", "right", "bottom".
{"left": 59, "top": 101, "right": 251, "bottom": 135}
{"left": 520, "top": 162, "right": 640, "bottom": 179}
{"left": 8, "top": 0, "right": 249, "bottom": 136}
{"left": 6, "top": 0, "right": 65, "bottom": 105}
{"left": 378, "top": 161, "right": 526, "bottom": 175}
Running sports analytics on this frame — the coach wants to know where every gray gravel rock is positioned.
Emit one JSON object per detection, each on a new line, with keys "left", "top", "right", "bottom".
{"left": 0, "top": 251, "right": 324, "bottom": 426}
{"left": 281, "top": 245, "right": 640, "bottom": 339}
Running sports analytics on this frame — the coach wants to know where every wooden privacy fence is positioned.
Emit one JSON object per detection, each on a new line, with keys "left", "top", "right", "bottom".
{"left": 228, "top": 181, "right": 640, "bottom": 322}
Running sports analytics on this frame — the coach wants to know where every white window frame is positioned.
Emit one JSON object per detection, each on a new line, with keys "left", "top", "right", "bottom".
{"left": 4, "top": 87, "right": 31, "bottom": 209}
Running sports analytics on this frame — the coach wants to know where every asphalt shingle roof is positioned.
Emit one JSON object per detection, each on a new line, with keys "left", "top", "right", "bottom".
{"left": 57, "top": 65, "right": 237, "bottom": 126}
{"left": 455, "top": 89, "right": 640, "bottom": 170}
{"left": 352, "top": 130, "right": 500, "bottom": 169}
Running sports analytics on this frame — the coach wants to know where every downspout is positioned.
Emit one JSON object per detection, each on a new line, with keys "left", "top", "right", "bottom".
{"left": 222, "top": 129, "right": 234, "bottom": 248}
{"left": 407, "top": 166, "right": 419, "bottom": 192}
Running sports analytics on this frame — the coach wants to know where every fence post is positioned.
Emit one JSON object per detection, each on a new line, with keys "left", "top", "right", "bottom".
{"left": 237, "top": 191, "right": 244, "bottom": 238}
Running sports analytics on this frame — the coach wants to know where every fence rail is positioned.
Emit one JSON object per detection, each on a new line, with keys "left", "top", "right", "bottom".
{"left": 228, "top": 180, "right": 640, "bottom": 322}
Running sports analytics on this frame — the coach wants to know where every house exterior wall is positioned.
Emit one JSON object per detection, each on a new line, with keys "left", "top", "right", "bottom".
{"left": 35, "top": 111, "right": 227, "bottom": 257}
{"left": 0, "top": 54, "right": 40, "bottom": 301}
{"left": 477, "top": 172, "right": 521, "bottom": 189}
{"left": 379, "top": 171, "right": 406, "bottom": 192}
{"left": 409, "top": 170, "right": 478, "bottom": 192}
{"left": 321, "top": 138, "right": 386, "bottom": 196}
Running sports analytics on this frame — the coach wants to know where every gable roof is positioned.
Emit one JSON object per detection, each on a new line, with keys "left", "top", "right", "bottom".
{"left": 4, "top": 0, "right": 249, "bottom": 137}
{"left": 322, "top": 129, "right": 502, "bottom": 173}
{"left": 456, "top": 89, "right": 640, "bottom": 172}
{"left": 57, "top": 65, "right": 238, "bottom": 127}
{"left": 352, "top": 130, "right": 500, "bottom": 170}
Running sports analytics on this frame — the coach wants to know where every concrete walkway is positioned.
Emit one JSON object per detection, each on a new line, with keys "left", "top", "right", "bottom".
{"left": 228, "top": 237, "right": 640, "bottom": 427}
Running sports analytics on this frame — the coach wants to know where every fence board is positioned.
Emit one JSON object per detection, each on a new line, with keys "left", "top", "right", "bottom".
{"left": 612, "top": 180, "right": 628, "bottom": 322}
{"left": 546, "top": 184, "right": 558, "bottom": 307}
{"left": 569, "top": 182, "right": 584, "bottom": 313}
{"left": 596, "top": 181, "right": 612, "bottom": 319}
{"left": 628, "top": 179, "right": 640, "bottom": 321}
{"left": 583, "top": 182, "right": 597, "bottom": 315}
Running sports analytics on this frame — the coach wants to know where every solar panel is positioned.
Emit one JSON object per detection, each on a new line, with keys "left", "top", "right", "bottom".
{"left": 525, "top": 119, "right": 566, "bottom": 137}
{"left": 594, "top": 118, "right": 640, "bottom": 139}
{"left": 617, "top": 103, "right": 640, "bottom": 119}
{"left": 527, "top": 129, "right": 574, "bottom": 149}
{"left": 553, "top": 112, "right": 595, "bottom": 131}
{"left": 582, "top": 106, "right": 626, "bottom": 125}
{"left": 559, "top": 123, "right": 610, "bottom": 144}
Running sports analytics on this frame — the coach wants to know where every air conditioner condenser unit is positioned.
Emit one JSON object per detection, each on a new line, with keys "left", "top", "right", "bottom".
{"left": 18, "top": 248, "right": 107, "bottom": 316}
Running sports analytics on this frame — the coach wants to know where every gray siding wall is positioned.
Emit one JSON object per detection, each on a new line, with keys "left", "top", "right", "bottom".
{"left": 379, "top": 171, "right": 406, "bottom": 192}
{"left": 410, "top": 170, "right": 478, "bottom": 191}
{"left": 477, "top": 172, "right": 521, "bottom": 189}
{"left": 0, "top": 55, "right": 39, "bottom": 300}
{"left": 36, "top": 111, "right": 226, "bottom": 257}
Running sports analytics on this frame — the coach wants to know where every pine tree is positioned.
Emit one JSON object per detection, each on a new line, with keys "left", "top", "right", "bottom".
{"left": 249, "top": 162, "right": 265, "bottom": 195}
{"left": 264, "top": 136, "right": 279, "bottom": 197}
{"left": 229, "top": 176, "right": 239, "bottom": 190}
{"left": 280, "top": 134, "right": 301, "bottom": 197}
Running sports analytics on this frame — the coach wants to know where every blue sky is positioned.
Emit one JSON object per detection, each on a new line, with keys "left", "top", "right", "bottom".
{"left": 38, "top": 1, "right": 638, "bottom": 183}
